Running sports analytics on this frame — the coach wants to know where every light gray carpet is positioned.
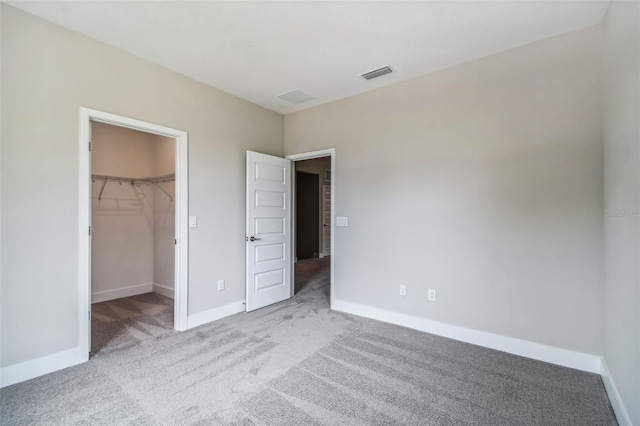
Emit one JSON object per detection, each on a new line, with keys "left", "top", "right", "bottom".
{"left": 91, "top": 292, "right": 175, "bottom": 355}
{"left": 1, "top": 257, "right": 616, "bottom": 425}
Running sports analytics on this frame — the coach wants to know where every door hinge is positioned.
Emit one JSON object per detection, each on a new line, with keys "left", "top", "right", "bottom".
{"left": 89, "top": 311, "right": 91, "bottom": 320}
{"left": 174, "top": 239, "right": 177, "bottom": 245}
{"left": 89, "top": 226, "right": 91, "bottom": 236}
{"left": 88, "top": 141, "right": 92, "bottom": 151}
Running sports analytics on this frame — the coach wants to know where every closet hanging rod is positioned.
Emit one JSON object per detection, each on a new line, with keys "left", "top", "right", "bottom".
{"left": 92, "top": 173, "right": 175, "bottom": 201}
{"left": 91, "top": 173, "right": 175, "bottom": 183}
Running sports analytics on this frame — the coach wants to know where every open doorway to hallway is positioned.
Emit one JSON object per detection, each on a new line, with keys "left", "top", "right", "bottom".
{"left": 294, "top": 157, "right": 332, "bottom": 299}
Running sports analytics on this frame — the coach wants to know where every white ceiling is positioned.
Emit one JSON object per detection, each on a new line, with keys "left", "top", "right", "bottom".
{"left": 7, "top": 1, "right": 610, "bottom": 114}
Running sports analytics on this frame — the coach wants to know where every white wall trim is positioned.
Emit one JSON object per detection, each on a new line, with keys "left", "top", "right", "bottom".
{"left": 91, "top": 283, "right": 175, "bottom": 304}
{"left": 600, "top": 359, "right": 632, "bottom": 426}
{"left": 332, "top": 298, "right": 602, "bottom": 374}
{"left": 286, "top": 148, "right": 336, "bottom": 310}
{"left": 92, "top": 283, "right": 153, "bottom": 304}
{"left": 187, "top": 300, "right": 245, "bottom": 329}
{"left": 79, "top": 107, "right": 190, "bottom": 366}
{"left": 0, "top": 347, "right": 84, "bottom": 388}
{"left": 153, "top": 283, "right": 175, "bottom": 299}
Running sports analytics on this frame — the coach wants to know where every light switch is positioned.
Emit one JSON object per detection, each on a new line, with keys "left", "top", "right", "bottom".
{"left": 189, "top": 216, "right": 197, "bottom": 228}
{"left": 336, "top": 216, "right": 348, "bottom": 227}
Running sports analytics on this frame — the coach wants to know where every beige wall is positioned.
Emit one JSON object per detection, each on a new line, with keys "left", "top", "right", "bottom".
{"left": 153, "top": 135, "right": 176, "bottom": 176}
{"left": 295, "top": 157, "right": 332, "bottom": 256}
{"left": 152, "top": 136, "right": 176, "bottom": 292}
{"left": 286, "top": 26, "right": 603, "bottom": 355}
{"left": 0, "top": 5, "right": 283, "bottom": 367}
{"left": 91, "top": 123, "right": 176, "bottom": 300}
{"left": 91, "top": 123, "right": 155, "bottom": 297}
{"left": 92, "top": 122, "right": 155, "bottom": 177}
{"left": 602, "top": 1, "right": 640, "bottom": 423}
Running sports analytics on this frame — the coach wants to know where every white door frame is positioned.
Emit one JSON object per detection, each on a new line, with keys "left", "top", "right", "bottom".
{"left": 285, "top": 149, "right": 335, "bottom": 309}
{"left": 78, "top": 107, "right": 189, "bottom": 360}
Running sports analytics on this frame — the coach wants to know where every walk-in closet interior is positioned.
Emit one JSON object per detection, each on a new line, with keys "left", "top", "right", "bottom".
{"left": 90, "top": 122, "right": 176, "bottom": 354}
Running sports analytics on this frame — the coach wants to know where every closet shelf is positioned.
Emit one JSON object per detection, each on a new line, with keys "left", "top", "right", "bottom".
{"left": 92, "top": 173, "right": 175, "bottom": 201}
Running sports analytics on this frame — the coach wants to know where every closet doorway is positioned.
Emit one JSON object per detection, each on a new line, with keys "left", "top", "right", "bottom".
{"left": 79, "top": 108, "right": 188, "bottom": 361}
{"left": 91, "top": 122, "right": 176, "bottom": 354}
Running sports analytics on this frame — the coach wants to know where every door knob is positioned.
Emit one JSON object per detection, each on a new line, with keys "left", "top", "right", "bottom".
{"left": 249, "top": 236, "right": 261, "bottom": 241}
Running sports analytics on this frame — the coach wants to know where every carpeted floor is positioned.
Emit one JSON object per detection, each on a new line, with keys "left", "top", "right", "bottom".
{"left": 1, "top": 257, "right": 616, "bottom": 425}
{"left": 91, "top": 292, "right": 176, "bottom": 355}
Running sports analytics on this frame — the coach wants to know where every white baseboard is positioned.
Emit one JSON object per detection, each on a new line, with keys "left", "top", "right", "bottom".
{"left": 187, "top": 300, "right": 245, "bottom": 329}
{"left": 0, "top": 346, "right": 85, "bottom": 388}
{"left": 152, "top": 283, "right": 174, "bottom": 299}
{"left": 91, "top": 283, "right": 153, "bottom": 303}
{"left": 332, "top": 299, "right": 602, "bottom": 374}
{"left": 600, "top": 359, "right": 632, "bottom": 425}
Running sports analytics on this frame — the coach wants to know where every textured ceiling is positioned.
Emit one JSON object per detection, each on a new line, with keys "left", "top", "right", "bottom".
{"left": 7, "top": 1, "right": 610, "bottom": 114}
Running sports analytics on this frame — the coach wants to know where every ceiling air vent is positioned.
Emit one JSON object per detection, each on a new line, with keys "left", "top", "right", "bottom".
{"left": 277, "top": 89, "right": 313, "bottom": 105}
{"left": 360, "top": 65, "right": 393, "bottom": 80}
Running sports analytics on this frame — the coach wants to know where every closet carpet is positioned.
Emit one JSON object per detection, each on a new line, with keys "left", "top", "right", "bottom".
{"left": 1, "top": 257, "right": 616, "bottom": 425}
{"left": 91, "top": 292, "right": 176, "bottom": 355}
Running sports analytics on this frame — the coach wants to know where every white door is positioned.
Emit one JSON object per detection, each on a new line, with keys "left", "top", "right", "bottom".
{"left": 322, "top": 184, "right": 331, "bottom": 256}
{"left": 246, "top": 151, "right": 292, "bottom": 311}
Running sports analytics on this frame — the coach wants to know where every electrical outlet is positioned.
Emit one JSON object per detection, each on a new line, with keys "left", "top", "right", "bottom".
{"left": 428, "top": 288, "right": 437, "bottom": 302}
{"left": 217, "top": 279, "right": 225, "bottom": 291}
{"left": 399, "top": 285, "right": 406, "bottom": 296}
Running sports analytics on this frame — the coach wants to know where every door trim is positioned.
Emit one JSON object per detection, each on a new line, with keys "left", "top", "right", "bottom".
{"left": 285, "top": 149, "right": 335, "bottom": 309}
{"left": 78, "top": 107, "right": 189, "bottom": 360}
